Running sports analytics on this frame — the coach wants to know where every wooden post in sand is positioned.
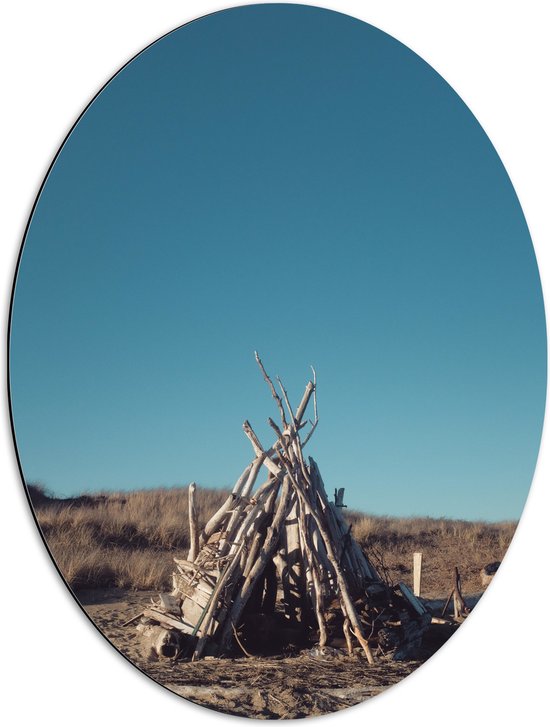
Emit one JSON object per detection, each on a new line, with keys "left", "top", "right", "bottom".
{"left": 187, "top": 482, "right": 199, "bottom": 562}
{"left": 413, "top": 552, "right": 423, "bottom": 597}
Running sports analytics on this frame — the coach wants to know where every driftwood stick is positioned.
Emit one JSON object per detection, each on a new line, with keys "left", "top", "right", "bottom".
{"left": 276, "top": 375, "right": 297, "bottom": 429}
{"left": 230, "top": 479, "right": 280, "bottom": 551}
{"left": 281, "top": 492, "right": 315, "bottom": 622}
{"left": 192, "top": 636, "right": 208, "bottom": 662}
{"left": 220, "top": 477, "right": 277, "bottom": 557}
{"left": 295, "top": 380, "right": 315, "bottom": 426}
{"left": 343, "top": 618, "right": 353, "bottom": 656}
{"left": 269, "top": 418, "right": 303, "bottom": 476}
{"left": 242, "top": 420, "right": 265, "bottom": 456}
{"left": 352, "top": 625, "right": 375, "bottom": 664}
{"left": 310, "top": 366, "right": 317, "bottom": 419}
{"left": 310, "top": 458, "right": 376, "bottom": 583}
{"left": 255, "top": 351, "right": 288, "bottom": 428}
{"left": 231, "top": 620, "right": 253, "bottom": 658}
{"left": 453, "top": 566, "right": 470, "bottom": 618}
{"left": 311, "top": 561, "right": 328, "bottom": 647}
{"left": 216, "top": 463, "right": 269, "bottom": 556}
{"left": 296, "top": 493, "right": 328, "bottom": 643}
{"left": 241, "top": 455, "right": 266, "bottom": 497}
{"left": 441, "top": 589, "right": 454, "bottom": 617}
{"left": 293, "top": 433, "right": 313, "bottom": 488}
{"left": 284, "top": 466, "right": 374, "bottom": 662}
{"left": 192, "top": 481, "right": 280, "bottom": 657}
{"left": 242, "top": 421, "right": 281, "bottom": 479}
{"left": 213, "top": 487, "right": 278, "bottom": 630}
{"left": 218, "top": 476, "right": 293, "bottom": 649}
{"left": 231, "top": 463, "right": 254, "bottom": 495}
{"left": 307, "top": 513, "right": 333, "bottom": 584}
{"left": 301, "top": 369, "right": 318, "bottom": 447}
{"left": 200, "top": 463, "right": 252, "bottom": 546}
{"left": 279, "top": 495, "right": 306, "bottom": 622}
{"left": 173, "top": 559, "right": 216, "bottom": 586}
{"left": 240, "top": 488, "right": 278, "bottom": 575}
{"left": 122, "top": 612, "right": 144, "bottom": 628}
{"left": 187, "top": 483, "right": 199, "bottom": 562}
{"left": 191, "top": 537, "right": 247, "bottom": 657}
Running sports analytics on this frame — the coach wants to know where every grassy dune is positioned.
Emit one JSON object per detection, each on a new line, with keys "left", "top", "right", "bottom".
{"left": 28, "top": 484, "right": 516, "bottom": 597}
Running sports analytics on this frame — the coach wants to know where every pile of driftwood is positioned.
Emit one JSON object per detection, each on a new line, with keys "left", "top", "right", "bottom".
{"left": 133, "top": 355, "right": 432, "bottom": 662}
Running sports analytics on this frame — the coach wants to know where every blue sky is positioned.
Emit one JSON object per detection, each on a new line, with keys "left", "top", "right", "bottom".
{"left": 9, "top": 4, "right": 546, "bottom": 520}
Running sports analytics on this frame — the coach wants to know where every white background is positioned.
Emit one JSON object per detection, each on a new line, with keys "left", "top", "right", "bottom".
{"left": 2, "top": 2, "right": 548, "bottom": 725}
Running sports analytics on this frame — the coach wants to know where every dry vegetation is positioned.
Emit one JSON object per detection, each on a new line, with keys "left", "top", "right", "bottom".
{"left": 28, "top": 484, "right": 516, "bottom": 598}
{"left": 346, "top": 510, "right": 516, "bottom": 597}
{"left": 29, "top": 484, "right": 228, "bottom": 591}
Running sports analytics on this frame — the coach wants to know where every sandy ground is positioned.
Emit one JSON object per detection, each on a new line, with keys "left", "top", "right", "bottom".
{"left": 80, "top": 588, "right": 461, "bottom": 719}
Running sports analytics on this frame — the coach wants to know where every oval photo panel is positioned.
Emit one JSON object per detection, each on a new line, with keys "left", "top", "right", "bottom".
{"left": 9, "top": 4, "right": 546, "bottom": 719}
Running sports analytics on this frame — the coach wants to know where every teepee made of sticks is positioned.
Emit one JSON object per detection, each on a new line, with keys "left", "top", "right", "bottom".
{"left": 135, "top": 355, "right": 430, "bottom": 662}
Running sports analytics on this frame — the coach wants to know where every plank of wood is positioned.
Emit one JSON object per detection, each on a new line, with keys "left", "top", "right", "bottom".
{"left": 398, "top": 582, "right": 427, "bottom": 615}
{"left": 179, "top": 587, "right": 211, "bottom": 610}
{"left": 142, "top": 609, "right": 195, "bottom": 634}
{"left": 157, "top": 593, "right": 181, "bottom": 614}
{"left": 173, "top": 558, "right": 217, "bottom": 585}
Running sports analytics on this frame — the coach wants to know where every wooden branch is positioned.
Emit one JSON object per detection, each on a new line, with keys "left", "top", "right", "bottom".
{"left": 241, "top": 455, "right": 266, "bottom": 498}
{"left": 453, "top": 566, "right": 470, "bottom": 618}
{"left": 267, "top": 416, "right": 284, "bottom": 443}
{"left": 296, "top": 493, "right": 328, "bottom": 645}
{"left": 295, "top": 380, "right": 315, "bottom": 426}
{"left": 200, "top": 463, "right": 252, "bottom": 546}
{"left": 310, "top": 560, "right": 328, "bottom": 647}
{"left": 189, "top": 483, "right": 282, "bottom": 660}
{"left": 343, "top": 618, "right": 353, "bottom": 656}
{"left": 307, "top": 513, "right": 333, "bottom": 583}
{"left": 301, "top": 369, "right": 318, "bottom": 447}
{"left": 242, "top": 420, "right": 264, "bottom": 456}
{"left": 242, "top": 422, "right": 281, "bottom": 479}
{"left": 211, "top": 487, "right": 279, "bottom": 634}
{"left": 240, "top": 488, "right": 278, "bottom": 575}
{"left": 309, "top": 458, "right": 377, "bottom": 583}
{"left": 268, "top": 417, "right": 301, "bottom": 473}
{"left": 310, "top": 366, "right": 317, "bottom": 420}
{"left": 218, "top": 476, "right": 294, "bottom": 650}
{"left": 301, "top": 420, "right": 318, "bottom": 449}
{"left": 276, "top": 375, "right": 297, "bottom": 430}
{"left": 283, "top": 464, "right": 374, "bottom": 662}
{"left": 173, "top": 559, "right": 216, "bottom": 586}
{"left": 122, "top": 612, "right": 144, "bottom": 627}
{"left": 351, "top": 625, "right": 375, "bottom": 665}
{"left": 231, "top": 620, "right": 253, "bottom": 658}
{"left": 220, "top": 476, "right": 277, "bottom": 556}
{"left": 441, "top": 588, "right": 454, "bottom": 617}
{"left": 187, "top": 483, "right": 199, "bottom": 562}
{"left": 255, "top": 351, "right": 288, "bottom": 428}
{"left": 277, "top": 495, "right": 306, "bottom": 622}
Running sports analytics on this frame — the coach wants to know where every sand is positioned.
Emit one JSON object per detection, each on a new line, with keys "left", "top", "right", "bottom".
{"left": 77, "top": 587, "right": 455, "bottom": 719}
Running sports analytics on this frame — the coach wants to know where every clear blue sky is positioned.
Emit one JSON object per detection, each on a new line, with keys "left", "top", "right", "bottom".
{"left": 9, "top": 4, "right": 546, "bottom": 520}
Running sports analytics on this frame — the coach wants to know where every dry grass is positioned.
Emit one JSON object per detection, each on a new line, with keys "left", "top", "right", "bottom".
{"left": 27, "top": 484, "right": 516, "bottom": 597}
{"left": 348, "top": 511, "right": 516, "bottom": 597}
{"left": 28, "top": 484, "right": 228, "bottom": 590}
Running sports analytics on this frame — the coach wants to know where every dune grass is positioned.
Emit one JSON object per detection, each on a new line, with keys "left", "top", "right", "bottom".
{"left": 27, "top": 484, "right": 516, "bottom": 597}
